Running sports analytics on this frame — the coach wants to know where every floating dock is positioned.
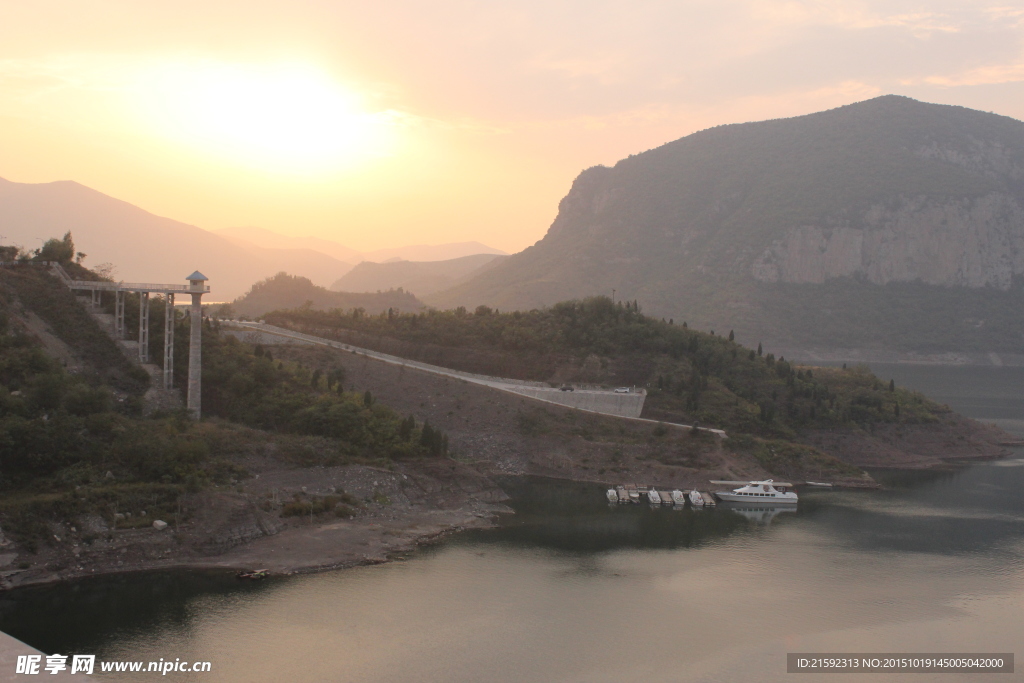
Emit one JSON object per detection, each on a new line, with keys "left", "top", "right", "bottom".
{"left": 608, "top": 485, "right": 704, "bottom": 507}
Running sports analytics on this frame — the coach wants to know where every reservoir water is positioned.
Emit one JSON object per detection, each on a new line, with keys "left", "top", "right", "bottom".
{"left": 3, "top": 365, "right": 1024, "bottom": 682}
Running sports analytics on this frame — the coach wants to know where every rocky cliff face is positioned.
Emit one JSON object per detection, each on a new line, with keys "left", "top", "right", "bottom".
{"left": 430, "top": 96, "right": 1024, "bottom": 352}
{"left": 752, "top": 192, "right": 1024, "bottom": 288}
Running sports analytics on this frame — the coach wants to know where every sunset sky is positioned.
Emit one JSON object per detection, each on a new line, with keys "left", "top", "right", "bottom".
{"left": 1, "top": 1, "right": 1022, "bottom": 253}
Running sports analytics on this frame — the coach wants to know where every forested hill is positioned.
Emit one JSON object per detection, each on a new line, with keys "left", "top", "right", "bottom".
{"left": 266, "top": 296, "right": 1000, "bottom": 452}
{"left": 428, "top": 96, "right": 1024, "bottom": 355}
{"left": 227, "top": 272, "right": 425, "bottom": 319}
{"left": 0, "top": 255, "right": 450, "bottom": 558}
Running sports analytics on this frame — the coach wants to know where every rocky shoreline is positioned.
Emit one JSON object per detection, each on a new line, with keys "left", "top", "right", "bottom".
{"left": 3, "top": 434, "right": 1008, "bottom": 591}
{"left": 0, "top": 459, "right": 512, "bottom": 591}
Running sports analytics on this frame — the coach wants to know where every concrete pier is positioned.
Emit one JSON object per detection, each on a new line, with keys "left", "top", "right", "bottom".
{"left": 163, "top": 293, "right": 175, "bottom": 389}
{"left": 186, "top": 272, "right": 207, "bottom": 419}
{"left": 137, "top": 292, "right": 150, "bottom": 363}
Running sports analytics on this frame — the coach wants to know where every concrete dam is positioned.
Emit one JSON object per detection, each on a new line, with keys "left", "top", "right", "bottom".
{"left": 498, "top": 386, "right": 645, "bottom": 417}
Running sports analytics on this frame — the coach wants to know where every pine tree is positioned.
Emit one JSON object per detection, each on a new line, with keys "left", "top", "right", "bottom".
{"left": 757, "top": 342, "right": 763, "bottom": 357}
{"left": 399, "top": 415, "right": 415, "bottom": 441}
{"left": 728, "top": 330, "right": 734, "bottom": 341}
{"left": 420, "top": 421, "right": 434, "bottom": 448}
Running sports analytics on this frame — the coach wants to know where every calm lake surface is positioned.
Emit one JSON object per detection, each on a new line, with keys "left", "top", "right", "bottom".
{"left": 3, "top": 365, "right": 1024, "bottom": 682}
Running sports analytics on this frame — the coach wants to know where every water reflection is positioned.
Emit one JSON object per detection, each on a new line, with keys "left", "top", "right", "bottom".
{"left": 0, "top": 570, "right": 282, "bottom": 659}
{"left": 455, "top": 477, "right": 765, "bottom": 552}
{"left": 716, "top": 502, "right": 798, "bottom": 524}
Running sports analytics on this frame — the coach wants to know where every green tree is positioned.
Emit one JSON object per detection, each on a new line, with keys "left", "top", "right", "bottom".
{"left": 38, "top": 232, "right": 76, "bottom": 264}
{"left": 399, "top": 415, "right": 415, "bottom": 441}
{"left": 420, "top": 421, "right": 434, "bottom": 448}
{"left": 327, "top": 367, "right": 345, "bottom": 391}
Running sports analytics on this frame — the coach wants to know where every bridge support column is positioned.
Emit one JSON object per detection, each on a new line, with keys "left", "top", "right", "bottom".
{"left": 115, "top": 290, "right": 125, "bottom": 338}
{"left": 91, "top": 289, "right": 100, "bottom": 308}
{"left": 138, "top": 292, "right": 150, "bottom": 363}
{"left": 163, "top": 293, "right": 174, "bottom": 390}
{"left": 185, "top": 272, "right": 208, "bottom": 419}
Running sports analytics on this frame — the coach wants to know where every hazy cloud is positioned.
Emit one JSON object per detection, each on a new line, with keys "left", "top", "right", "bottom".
{"left": 0, "top": 0, "right": 1021, "bottom": 251}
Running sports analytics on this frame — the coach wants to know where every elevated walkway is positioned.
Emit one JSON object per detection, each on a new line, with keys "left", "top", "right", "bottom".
{"left": 47, "top": 262, "right": 209, "bottom": 390}
{"left": 0, "top": 261, "right": 208, "bottom": 416}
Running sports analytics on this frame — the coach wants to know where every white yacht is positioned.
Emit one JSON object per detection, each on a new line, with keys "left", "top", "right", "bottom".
{"left": 606, "top": 488, "right": 619, "bottom": 503}
{"left": 647, "top": 488, "right": 661, "bottom": 504}
{"left": 671, "top": 490, "right": 686, "bottom": 505}
{"left": 688, "top": 489, "right": 704, "bottom": 507}
{"left": 714, "top": 480, "right": 798, "bottom": 505}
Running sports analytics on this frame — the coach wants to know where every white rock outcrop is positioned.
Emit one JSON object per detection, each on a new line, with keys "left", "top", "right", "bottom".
{"left": 752, "top": 193, "right": 1024, "bottom": 289}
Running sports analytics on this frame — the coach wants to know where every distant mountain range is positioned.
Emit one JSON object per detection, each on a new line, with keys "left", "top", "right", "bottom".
{"left": 0, "top": 178, "right": 504, "bottom": 301}
{"left": 229, "top": 272, "right": 425, "bottom": 319}
{"left": 215, "top": 226, "right": 505, "bottom": 265}
{"left": 0, "top": 177, "right": 353, "bottom": 301}
{"left": 429, "top": 96, "right": 1024, "bottom": 356}
{"left": 330, "top": 253, "right": 506, "bottom": 297}
{"left": 215, "top": 226, "right": 363, "bottom": 264}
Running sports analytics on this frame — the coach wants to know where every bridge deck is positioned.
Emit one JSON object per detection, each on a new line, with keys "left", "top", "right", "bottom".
{"left": 46, "top": 262, "right": 209, "bottom": 294}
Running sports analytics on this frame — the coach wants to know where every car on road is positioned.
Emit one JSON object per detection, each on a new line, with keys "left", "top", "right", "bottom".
{"left": 559, "top": 385, "right": 574, "bottom": 392}
{"left": 614, "top": 387, "right": 630, "bottom": 393}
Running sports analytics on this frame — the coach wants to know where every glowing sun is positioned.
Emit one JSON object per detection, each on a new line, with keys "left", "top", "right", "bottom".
{"left": 142, "top": 62, "right": 394, "bottom": 172}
